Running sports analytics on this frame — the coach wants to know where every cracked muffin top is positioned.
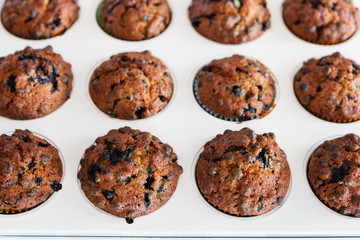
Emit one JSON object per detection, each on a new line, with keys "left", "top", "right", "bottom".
{"left": 1, "top": 0, "right": 79, "bottom": 39}
{"left": 98, "top": 0, "right": 172, "bottom": 41}
{"left": 294, "top": 52, "right": 360, "bottom": 123}
{"left": 283, "top": 0, "right": 359, "bottom": 45}
{"left": 0, "top": 129, "right": 63, "bottom": 214}
{"left": 193, "top": 54, "right": 276, "bottom": 122}
{"left": 89, "top": 51, "right": 173, "bottom": 120}
{"left": 188, "top": 0, "right": 271, "bottom": 44}
{"left": 77, "top": 127, "right": 183, "bottom": 223}
{"left": 196, "top": 128, "right": 291, "bottom": 216}
{"left": 308, "top": 134, "right": 360, "bottom": 217}
{"left": 0, "top": 46, "right": 73, "bottom": 120}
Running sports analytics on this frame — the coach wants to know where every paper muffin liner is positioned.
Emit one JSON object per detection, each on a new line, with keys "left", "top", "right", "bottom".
{"left": 95, "top": 1, "right": 172, "bottom": 41}
{"left": 282, "top": 9, "right": 359, "bottom": 45}
{"left": 192, "top": 57, "right": 278, "bottom": 123}
{"left": 292, "top": 62, "right": 360, "bottom": 124}
{"left": 0, "top": 130, "right": 65, "bottom": 216}
{"left": 304, "top": 134, "right": 360, "bottom": 219}
{"left": 191, "top": 145, "right": 292, "bottom": 219}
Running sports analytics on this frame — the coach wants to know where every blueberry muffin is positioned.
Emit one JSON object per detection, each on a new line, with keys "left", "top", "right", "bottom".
{"left": 0, "top": 46, "right": 73, "bottom": 120}
{"left": 308, "top": 134, "right": 360, "bottom": 217}
{"left": 1, "top": 0, "right": 79, "bottom": 39}
{"left": 283, "top": 0, "right": 359, "bottom": 45}
{"left": 98, "top": 0, "right": 172, "bottom": 41}
{"left": 193, "top": 54, "right": 276, "bottom": 122}
{"left": 196, "top": 128, "right": 291, "bottom": 216}
{"left": 77, "top": 127, "right": 183, "bottom": 223}
{"left": 188, "top": 0, "right": 271, "bottom": 44}
{"left": 294, "top": 52, "right": 360, "bottom": 123}
{"left": 89, "top": 51, "right": 173, "bottom": 120}
{"left": 0, "top": 129, "right": 63, "bottom": 214}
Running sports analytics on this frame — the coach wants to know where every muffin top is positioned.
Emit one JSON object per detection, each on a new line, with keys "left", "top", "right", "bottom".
{"left": 98, "top": 0, "right": 172, "bottom": 41}
{"left": 283, "top": 0, "right": 359, "bottom": 45}
{"left": 194, "top": 54, "right": 276, "bottom": 122}
{"left": 89, "top": 51, "right": 173, "bottom": 120}
{"left": 188, "top": 0, "right": 270, "bottom": 44}
{"left": 0, "top": 129, "right": 63, "bottom": 213}
{"left": 0, "top": 46, "right": 73, "bottom": 120}
{"left": 1, "top": 0, "right": 79, "bottom": 39}
{"left": 77, "top": 127, "right": 183, "bottom": 222}
{"left": 294, "top": 52, "right": 360, "bottom": 122}
{"left": 196, "top": 128, "right": 291, "bottom": 216}
{"left": 308, "top": 134, "right": 360, "bottom": 217}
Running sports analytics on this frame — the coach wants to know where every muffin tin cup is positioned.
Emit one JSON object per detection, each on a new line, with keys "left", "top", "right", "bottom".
{"left": 303, "top": 134, "right": 360, "bottom": 219}
{"left": 95, "top": 1, "right": 173, "bottom": 42}
{"left": 0, "top": 130, "right": 65, "bottom": 216}
{"left": 190, "top": 54, "right": 280, "bottom": 123}
{"left": 85, "top": 54, "right": 177, "bottom": 121}
{"left": 191, "top": 145, "right": 292, "bottom": 220}
{"left": 291, "top": 57, "right": 360, "bottom": 124}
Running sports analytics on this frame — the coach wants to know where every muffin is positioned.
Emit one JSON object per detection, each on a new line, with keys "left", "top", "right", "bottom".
{"left": 308, "top": 134, "right": 360, "bottom": 217}
{"left": 188, "top": 0, "right": 271, "bottom": 44}
{"left": 196, "top": 128, "right": 291, "bottom": 216}
{"left": 0, "top": 46, "right": 73, "bottom": 120}
{"left": 98, "top": 0, "right": 172, "bottom": 41}
{"left": 77, "top": 127, "right": 183, "bottom": 223}
{"left": 294, "top": 52, "right": 360, "bottom": 123}
{"left": 1, "top": 0, "right": 79, "bottom": 39}
{"left": 0, "top": 129, "right": 63, "bottom": 214}
{"left": 283, "top": 0, "right": 359, "bottom": 45}
{"left": 89, "top": 51, "right": 173, "bottom": 120}
{"left": 193, "top": 54, "right": 276, "bottom": 122}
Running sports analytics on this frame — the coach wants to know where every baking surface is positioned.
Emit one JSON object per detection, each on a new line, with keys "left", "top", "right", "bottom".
{"left": 1, "top": 0, "right": 360, "bottom": 237}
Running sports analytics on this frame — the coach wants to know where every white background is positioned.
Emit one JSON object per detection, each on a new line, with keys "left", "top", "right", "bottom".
{"left": 0, "top": 0, "right": 360, "bottom": 237}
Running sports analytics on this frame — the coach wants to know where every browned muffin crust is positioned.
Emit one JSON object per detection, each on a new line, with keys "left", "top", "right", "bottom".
{"left": 77, "top": 127, "right": 183, "bottom": 223}
{"left": 0, "top": 129, "right": 63, "bottom": 214}
{"left": 99, "top": 0, "right": 171, "bottom": 41}
{"left": 196, "top": 128, "right": 291, "bottom": 216}
{"left": 294, "top": 52, "right": 360, "bottom": 123}
{"left": 194, "top": 54, "right": 276, "bottom": 122}
{"left": 1, "top": 0, "right": 79, "bottom": 39}
{"left": 188, "top": 0, "right": 270, "bottom": 44}
{"left": 308, "top": 134, "right": 360, "bottom": 217}
{"left": 0, "top": 46, "right": 73, "bottom": 120}
{"left": 283, "top": 0, "right": 359, "bottom": 45}
{"left": 89, "top": 51, "right": 173, "bottom": 120}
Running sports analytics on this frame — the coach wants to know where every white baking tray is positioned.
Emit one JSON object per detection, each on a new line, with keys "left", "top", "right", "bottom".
{"left": 1, "top": 0, "right": 360, "bottom": 237}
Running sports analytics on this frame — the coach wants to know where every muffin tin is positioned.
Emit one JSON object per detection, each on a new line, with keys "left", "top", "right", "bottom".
{"left": 1, "top": 0, "right": 360, "bottom": 237}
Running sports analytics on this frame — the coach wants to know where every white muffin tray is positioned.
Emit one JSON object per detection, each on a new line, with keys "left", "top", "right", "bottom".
{"left": 1, "top": 0, "right": 360, "bottom": 237}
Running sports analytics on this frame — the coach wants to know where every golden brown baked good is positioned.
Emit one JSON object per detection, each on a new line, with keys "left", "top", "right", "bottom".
{"left": 0, "top": 129, "right": 63, "bottom": 214}
{"left": 89, "top": 51, "right": 173, "bottom": 120}
{"left": 196, "top": 128, "right": 291, "bottom": 216}
{"left": 0, "top": 46, "right": 73, "bottom": 120}
{"left": 77, "top": 127, "right": 183, "bottom": 223}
